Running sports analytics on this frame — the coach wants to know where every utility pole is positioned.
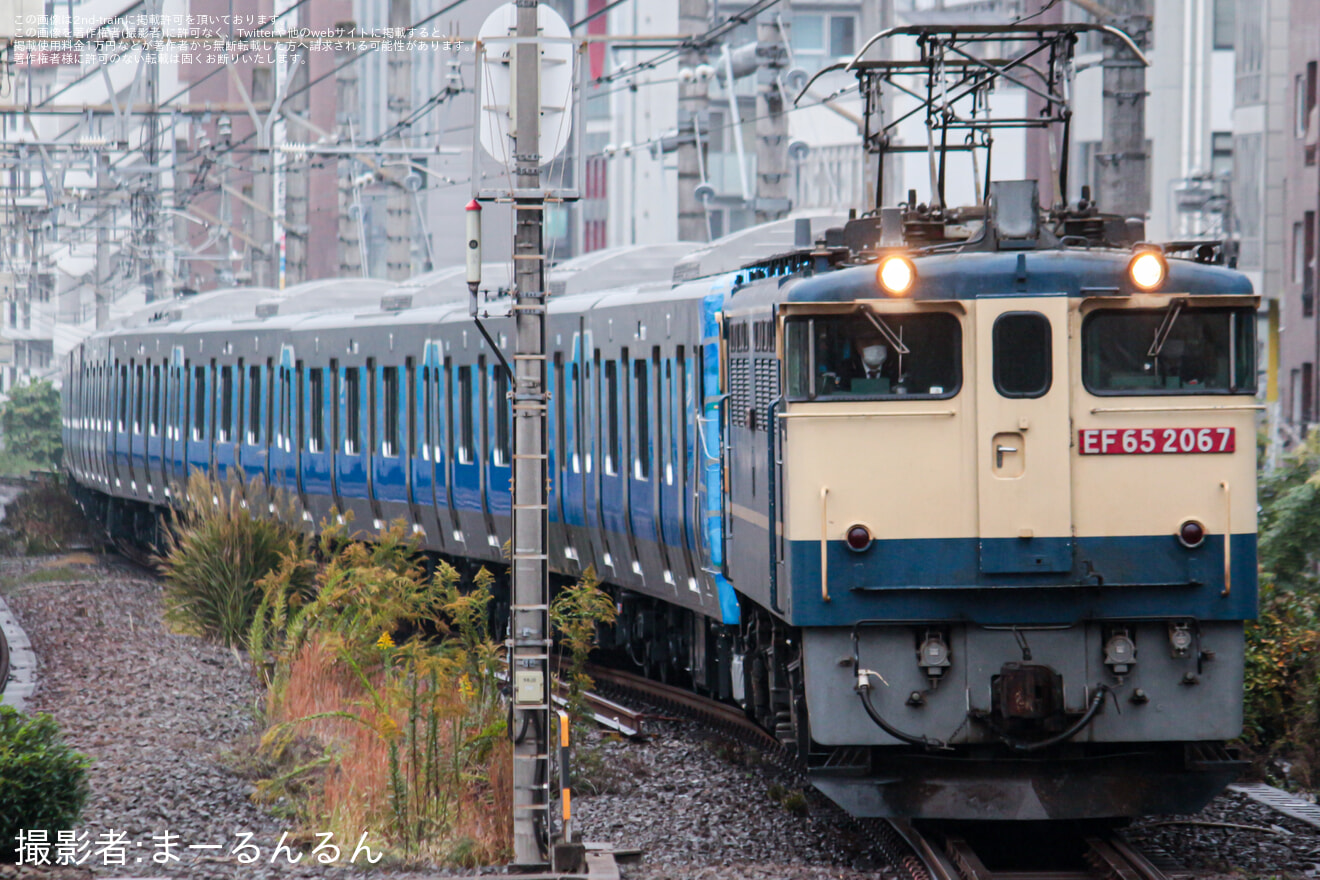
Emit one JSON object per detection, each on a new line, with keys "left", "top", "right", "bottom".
{"left": 251, "top": 67, "right": 275, "bottom": 287}
{"left": 95, "top": 151, "right": 111, "bottom": 329}
{"left": 509, "top": 0, "right": 552, "bottom": 867}
{"left": 385, "top": 0, "right": 414, "bottom": 280}
{"left": 754, "top": 11, "right": 789, "bottom": 224}
{"left": 334, "top": 23, "right": 365, "bottom": 277}
{"left": 677, "top": 0, "right": 710, "bottom": 242}
{"left": 1096, "top": 0, "right": 1151, "bottom": 218}
{"left": 284, "top": 31, "right": 310, "bottom": 285}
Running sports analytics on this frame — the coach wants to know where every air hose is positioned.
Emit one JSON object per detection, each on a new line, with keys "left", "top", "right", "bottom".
{"left": 855, "top": 670, "right": 949, "bottom": 750}
{"left": 992, "top": 683, "right": 1111, "bottom": 753}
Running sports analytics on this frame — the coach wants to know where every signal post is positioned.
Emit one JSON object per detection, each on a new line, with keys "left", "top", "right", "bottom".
{"left": 470, "top": 0, "right": 578, "bottom": 870}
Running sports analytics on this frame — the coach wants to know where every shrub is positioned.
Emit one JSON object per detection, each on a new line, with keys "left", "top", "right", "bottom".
{"left": 0, "top": 705, "right": 90, "bottom": 863}
{"left": 1242, "top": 582, "right": 1320, "bottom": 786}
{"left": 251, "top": 522, "right": 510, "bottom": 864}
{"left": 159, "top": 471, "right": 309, "bottom": 647}
{"left": 1, "top": 477, "right": 92, "bottom": 555}
{"left": 0, "top": 380, "right": 61, "bottom": 473}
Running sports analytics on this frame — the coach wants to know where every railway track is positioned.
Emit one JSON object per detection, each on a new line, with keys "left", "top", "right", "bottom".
{"left": 581, "top": 663, "right": 1176, "bottom": 880}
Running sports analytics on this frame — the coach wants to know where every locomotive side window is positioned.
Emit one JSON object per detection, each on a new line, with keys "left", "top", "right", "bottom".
{"left": 993, "top": 312, "right": 1052, "bottom": 398}
{"left": 1083, "top": 306, "right": 1256, "bottom": 394}
{"left": 784, "top": 312, "right": 961, "bottom": 400}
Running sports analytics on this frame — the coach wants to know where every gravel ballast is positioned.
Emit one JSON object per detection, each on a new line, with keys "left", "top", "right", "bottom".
{"left": 4, "top": 550, "right": 1320, "bottom": 879}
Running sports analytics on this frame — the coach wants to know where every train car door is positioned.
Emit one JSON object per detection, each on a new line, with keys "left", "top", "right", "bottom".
{"left": 412, "top": 343, "right": 442, "bottom": 548}
{"left": 560, "top": 332, "right": 590, "bottom": 573}
{"left": 974, "top": 296, "right": 1074, "bottom": 574}
{"left": 238, "top": 361, "right": 268, "bottom": 490}
{"left": 146, "top": 361, "right": 163, "bottom": 496}
{"left": 372, "top": 360, "right": 409, "bottom": 526}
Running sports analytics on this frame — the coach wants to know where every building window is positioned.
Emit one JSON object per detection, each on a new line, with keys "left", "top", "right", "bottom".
{"left": 792, "top": 12, "right": 859, "bottom": 71}
{"left": 1304, "top": 362, "right": 1315, "bottom": 425}
{"left": 1212, "top": 0, "right": 1235, "bottom": 50}
{"left": 1307, "top": 211, "right": 1316, "bottom": 318}
{"left": 1211, "top": 131, "right": 1232, "bottom": 179}
{"left": 1295, "top": 221, "right": 1306, "bottom": 285}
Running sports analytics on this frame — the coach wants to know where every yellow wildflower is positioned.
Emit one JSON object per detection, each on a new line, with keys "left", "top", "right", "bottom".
{"left": 376, "top": 631, "right": 396, "bottom": 649}
{"left": 458, "top": 674, "right": 475, "bottom": 700}
{"left": 377, "top": 714, "right": 400, "bottom": 739}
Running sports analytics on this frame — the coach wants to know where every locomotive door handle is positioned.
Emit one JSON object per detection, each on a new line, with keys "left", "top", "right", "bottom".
{"left": 995, "top": 444, "right": 1018, "bottom": 468}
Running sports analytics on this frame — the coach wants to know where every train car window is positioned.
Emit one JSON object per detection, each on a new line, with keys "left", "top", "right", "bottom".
{"left": 383, "top": 365, "right": 400, "bottom": 457}
{"left": 134, "top": 364, "right": 144, "bottom": 434}
{"left": 151, "top": 365, "right": 161, "bottom": 436}
{"left": 248, "top": 365, "right": 261, "bottom": 444}
{"left": 329, "top": 360, "right": 340, "bottom": 453}
{"left": 307, "top": 366, "right": 323, "bottom": 453}
{"left": 237, "top": 359, "right": 247, "bottom": 444}
{"left": 295, "top": 362, "right": 305, "bottom": 454}
{"left": 784, "top": 312, "right": 961, "bottom": 400}
{"left": 1082, "top": 306, "right": 1257, "bottom": 395}
{"left": 586, "top": 356, "right": 596, "bottom": 474}
{"left": 192, "top": 366, "right": 205, "bottom": 441}
{"left": 458, "top": 365, "right": 474, "bottom": 464}
{"left": 265, "top": 360, "right": 274, "bottom": 447}
{"left": 993, "top": 312, "right": 1052, "bottom": 398}
{"left": 605, "top": 359, "right": 619, "bottom": 475}
{"left": 493, "top": 365, "right": 510, "bottom": 466}
{"left": 117, "top": 364, "right": 127, "bottom": 431}
{"left": 219, "top": 366, "right": 234, "bottom": 442}
{"left": 571, "top": 361, "right": 581, "bottom": 473}
{"left": 345, "top": 368, "right": 361, "bottom": 455}
{"left": 367, "top": 359, "right": 378, "bottom": 457}
{"left": 405, "top": 359, "right": 416, "bottom": 459}
{"left": 423, "top": 364, "right": 434, "bottom": 461}
{"left": 554, "top": 353, "right": 566, "bottom": 471}
{"left": 663, "top": 355, "right": 673, "bottom": 485}
{"left": 677, "top": 346, "right": 687, "bottom": 486}
{"left": 634, "top": 357, "right": 650, "bottom": 480}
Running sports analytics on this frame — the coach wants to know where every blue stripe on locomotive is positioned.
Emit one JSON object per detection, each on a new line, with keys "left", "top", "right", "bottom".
{"left": 782, "top": 534, "right": 1257, "bottom": 626}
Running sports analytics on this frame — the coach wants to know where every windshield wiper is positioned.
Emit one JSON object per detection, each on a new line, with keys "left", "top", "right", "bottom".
{"left": 1146, "top": 299, "right": 1184, "bottom": 359}
{"left": 862, "top": 308, "right": 911, "bottom": 355}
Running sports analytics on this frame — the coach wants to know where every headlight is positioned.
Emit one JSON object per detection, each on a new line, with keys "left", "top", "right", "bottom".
{"left": 877, "top": 255, "right": 915, "bottom": 296}
{"left": 1128, "top": 250, "right": 1167, "bottom": 291}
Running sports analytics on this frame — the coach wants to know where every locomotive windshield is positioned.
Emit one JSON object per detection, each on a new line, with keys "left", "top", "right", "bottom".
{"left": 784, "top": 311, "right": 961, "bottom": 400}
{"left": 1082, "top": 306, "right": 1256, "bottom": 394}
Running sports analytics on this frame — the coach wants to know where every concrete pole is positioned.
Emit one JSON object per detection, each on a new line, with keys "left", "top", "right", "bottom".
{"left": 284, "top": 41, "right": 310, "bottom": 286}
{"left": 677, "top": 0, "right": 710, "bottom": 242}
{"left": 334, "top": 24, "right": 364, "bottom": 277}
{"left": 95, "top": 152, "right": 110, "bottom": 329}
{"left": 754, "top": 11, "right": 789, "bottom": 224}
{"left": 1096, "top": 0, "right": 1151, "bottom": 219}
{"left": 251, "top": 66, "right": 275, "bottom": 287}
{"left": 509, "top": 0, "right": 552, "bottom": 867}
{"left": 385, "top": 0, "right": 414, "bottom": 280}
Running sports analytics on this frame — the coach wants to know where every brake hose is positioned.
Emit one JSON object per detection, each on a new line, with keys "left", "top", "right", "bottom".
{"left": 992, "top": 683, "right": 1110, "bottom": 753}
{"left": 855, "top": 670, "right": 949, "bottom": 750}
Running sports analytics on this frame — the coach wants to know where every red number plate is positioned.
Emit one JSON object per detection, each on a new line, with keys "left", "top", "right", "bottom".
{"left": 1078, "top": 427, "right": 1236, "bottom": 455}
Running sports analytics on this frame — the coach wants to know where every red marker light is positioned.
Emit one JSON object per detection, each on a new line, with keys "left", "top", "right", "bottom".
{"left": 1178, "top": 520, "right": 1205, "bottom": 548}
{"left": 846, "top": 524, "right": 872, "bottom": 552}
